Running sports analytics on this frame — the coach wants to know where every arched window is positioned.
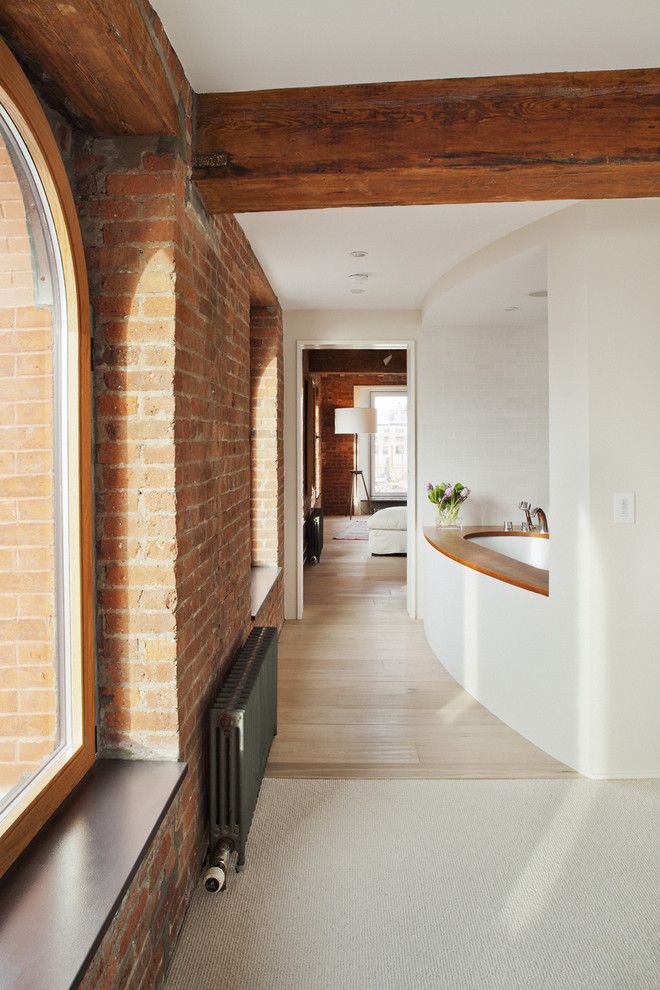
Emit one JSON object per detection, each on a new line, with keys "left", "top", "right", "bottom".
{"left": 0, "top": 39, "right": 94, "bottom": 877}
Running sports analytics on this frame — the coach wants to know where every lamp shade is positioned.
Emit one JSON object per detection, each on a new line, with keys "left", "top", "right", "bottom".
{"left": 334, "top": 406, "right": 378, "bottom": 435}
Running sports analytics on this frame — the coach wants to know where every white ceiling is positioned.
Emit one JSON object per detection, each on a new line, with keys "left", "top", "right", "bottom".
{"left": 151, "top": 1, "right": 652, "bottom": 315}
{"left": 235, "top": 202, "right": 571, "bottom": 310}
{"left": 152, "top": 0, "right": 660, "bottom": 92}
{"left": 423, "top": 246, "right": 548, "bottom": 327}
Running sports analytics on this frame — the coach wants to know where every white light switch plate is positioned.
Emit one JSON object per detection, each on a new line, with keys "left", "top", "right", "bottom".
{"left": 613, "top": 493, "right": 635, "bottom": 524}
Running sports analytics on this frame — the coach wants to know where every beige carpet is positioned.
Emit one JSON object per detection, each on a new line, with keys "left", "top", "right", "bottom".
{"left": 165, "top": 779, "right": 660, "bottom": 990}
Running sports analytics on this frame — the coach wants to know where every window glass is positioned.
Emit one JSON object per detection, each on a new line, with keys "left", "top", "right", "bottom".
{"left": 0, "top": 106, "right": 70, "bottom": 822}
{"left": 370, "top": 391, "right": 407, "bottom": 498}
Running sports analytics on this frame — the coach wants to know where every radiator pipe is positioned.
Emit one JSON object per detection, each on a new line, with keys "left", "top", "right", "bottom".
{"left": 204, "top": 841, "right": 233, "bottom": 893}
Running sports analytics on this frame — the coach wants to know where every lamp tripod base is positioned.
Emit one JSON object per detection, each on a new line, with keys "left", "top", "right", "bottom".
{"left": 349, "top": 469, "right": 374, "bottom": 520}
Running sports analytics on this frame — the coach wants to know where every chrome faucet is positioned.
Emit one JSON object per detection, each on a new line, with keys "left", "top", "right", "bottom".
{"left": 519, "top": 501, "right": 534, "bottom": 530}
{"left": 532, "top": 507, "right": 549, "bottom": 533}
{"left": 519, "top": 501, "right": 548, "bottom": 533}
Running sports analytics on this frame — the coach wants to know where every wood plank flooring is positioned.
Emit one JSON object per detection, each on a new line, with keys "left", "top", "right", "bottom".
{"left": 266, "top": 516, "right": 575, "bottom": 780}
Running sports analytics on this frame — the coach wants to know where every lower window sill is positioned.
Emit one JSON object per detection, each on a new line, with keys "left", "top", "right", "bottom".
{"left": 250, "top": 565, "right": 281, "bottom": 620}
{"left": 0, "top": 758, "right": 186, "bottom": 990}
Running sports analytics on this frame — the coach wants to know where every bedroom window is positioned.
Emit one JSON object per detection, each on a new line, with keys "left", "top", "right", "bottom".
{"left": 0, "top": 42, "right": 94, "bottom": 878}
{"left": 369, "top": 390, "right": 408, "bottom": 499}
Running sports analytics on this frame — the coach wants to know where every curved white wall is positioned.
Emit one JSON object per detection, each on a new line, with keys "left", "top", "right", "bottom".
{"left": 420, "top": 198, "right": 660, "bottom": 778}
{"left": 282, "top": 201, "right": 660, "bottom": 778}
{"left": 423, "top": 541, "right": 586, "bottom": 771}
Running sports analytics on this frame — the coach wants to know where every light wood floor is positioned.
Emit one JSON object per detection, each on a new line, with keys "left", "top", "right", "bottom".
{"left": 266, "top": 516, "right": 575, "bottom": 780}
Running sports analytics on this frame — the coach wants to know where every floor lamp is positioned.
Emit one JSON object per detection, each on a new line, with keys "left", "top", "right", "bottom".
{"left": 334, "top": 406, "right": 378, "bottom": 520}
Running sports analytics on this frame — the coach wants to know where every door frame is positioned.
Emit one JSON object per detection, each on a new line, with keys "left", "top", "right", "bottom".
{"left": 295, "top": 339, "right": 417, "bottom": 619}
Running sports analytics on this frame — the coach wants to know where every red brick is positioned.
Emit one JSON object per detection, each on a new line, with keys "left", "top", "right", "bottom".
{"left": 66, "top": 45, "right": 285, "bottom": 990}
{"left": 141, "top": 152, "right": 177, "bottom": 172}
{"left": 105, "top": 174, "right": 176, "bottom": 197}
{"left": 102, "top": 220, "right": 176, "bottom": 246}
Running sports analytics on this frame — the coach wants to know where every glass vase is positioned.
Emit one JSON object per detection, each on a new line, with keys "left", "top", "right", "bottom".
{"left": 436, "top": 503, "right": 462, "bottom": 529}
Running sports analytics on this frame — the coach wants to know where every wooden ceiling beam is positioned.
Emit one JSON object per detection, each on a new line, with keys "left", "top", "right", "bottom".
{"left": 194, "top": 69, "right": 660, "bottom": 212}
{"left": 0, "top": 0, "right": 179, "bottom": 135}
{"left": 308, "top": 350, "right": 407, "bottom": 375}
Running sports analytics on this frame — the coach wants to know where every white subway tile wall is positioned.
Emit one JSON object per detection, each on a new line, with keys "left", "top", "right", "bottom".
{"left": 419, "top": 323, "right": 548, "bottom": 527}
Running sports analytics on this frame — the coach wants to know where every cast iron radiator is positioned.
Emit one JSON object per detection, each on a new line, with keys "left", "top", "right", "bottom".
{"left": 307, "top": 507, "right": 323, "bottom": 564}
{"left": 208, "top": 626, "right": 277, "bottom": 875}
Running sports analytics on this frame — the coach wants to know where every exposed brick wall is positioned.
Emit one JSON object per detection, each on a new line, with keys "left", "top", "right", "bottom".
{"left": 76, "top": 138, "right": 181, "bottom": 761}
{"left": 320, "top": 373, "right": 407, "bottom": 515}
{"left": 3, "top": 5, "right": 285, "bottom": 986}
{"left": 253, "top": 579, "right": 284, "bottom": 630}
{"left": 249, "top": 310, "right": 284, "bottom": 629}
{"left": 72, "top": 137, "right": 187, "bottom": 989}
{"left": 250, "top": 306, "right": 284, "bottom": 568}
{"left": 73, "top": 136, "right": 286, "bottom": 986}
{"left": 0, "top": 134, "right": 57, "bottom": 794}
{"left": 173, "top": 203, "right": 256, "bottom": 904}
{"left": 71, "top": 87, "right": 284, "bottom": 990}
{"left": 78, "top": 795, "right": 184, "bottom": 990}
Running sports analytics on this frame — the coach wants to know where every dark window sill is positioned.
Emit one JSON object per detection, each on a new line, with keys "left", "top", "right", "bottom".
{"left": 250, "top": 565, "right": 281, "bottom": 619}
{"left": 0, "top": 758, "right": 186, "bottom": 990}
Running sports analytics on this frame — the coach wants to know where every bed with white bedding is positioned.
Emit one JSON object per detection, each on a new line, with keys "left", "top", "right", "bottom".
{"left": 367, "top": 506, "right": 407, "bottom": 555}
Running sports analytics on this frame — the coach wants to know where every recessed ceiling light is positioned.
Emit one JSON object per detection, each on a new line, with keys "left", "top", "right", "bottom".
{"left": 528, "top": 289, "right": 548, "bottom": 298}
{"left": 350, "top": 250, "right": 368, "bottom": 258}
{"left": 349, "top": 273, "right": 368, "bottom": 294}
{"left": 505, "top": 306, "right": 519, "bottom": 312}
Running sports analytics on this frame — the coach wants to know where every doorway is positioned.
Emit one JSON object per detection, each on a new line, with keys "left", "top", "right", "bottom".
{"left": 294, "top": 340, "right": 417, "bottom": 620}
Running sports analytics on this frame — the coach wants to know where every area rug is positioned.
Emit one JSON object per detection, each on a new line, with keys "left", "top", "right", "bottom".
{"left": 165, "top": 778, "right": 660, "bottom": 990}
{"left": 333, "top": 518, "right": 369, "bottom": 540}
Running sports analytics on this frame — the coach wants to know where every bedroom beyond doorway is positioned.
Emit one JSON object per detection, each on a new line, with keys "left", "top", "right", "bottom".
{"left": 299, "top": 344, "right": 413, "bottom": 609}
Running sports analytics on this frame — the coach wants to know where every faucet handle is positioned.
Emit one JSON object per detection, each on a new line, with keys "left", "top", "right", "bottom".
{"left": 519, "top": 500, "right": 531, "bottom": 510}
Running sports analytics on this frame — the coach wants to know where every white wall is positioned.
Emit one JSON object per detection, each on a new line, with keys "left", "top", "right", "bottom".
{"left": 282, "top": 201, "right": 660, "bottom": 778}
{"left": 283, "top": 311, "right": 421, "bottom": 619}
{"left": 418, "top": 322, "right": 549, "bottom": 530}
{"left": 421, "top": 198, "right": 660, "bottom": 777}
{"left": 423, "top": 542, "right": 582, "bottom": 770}
{"left": 584, "top": 201, "right": 660, "bottom": 776}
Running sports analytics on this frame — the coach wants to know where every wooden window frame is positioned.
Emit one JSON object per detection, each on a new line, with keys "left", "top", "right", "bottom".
{"left": 0, "top": 37, "right": 95, "bottom": 879}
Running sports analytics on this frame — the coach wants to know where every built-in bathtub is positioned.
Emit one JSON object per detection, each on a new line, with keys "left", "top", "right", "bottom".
{"left": 421, "top": 525, "right": 580, "bottom": 771}
{"left": 424, "top": 526, "right": 548, "bottom": 596}
{"left": 465, "top": 532, "right": 549, "bottom": 570}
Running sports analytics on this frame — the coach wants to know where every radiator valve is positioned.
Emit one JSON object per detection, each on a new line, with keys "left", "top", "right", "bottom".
{"left": 204, "top": 840, "right": 233, "bottom": 893}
